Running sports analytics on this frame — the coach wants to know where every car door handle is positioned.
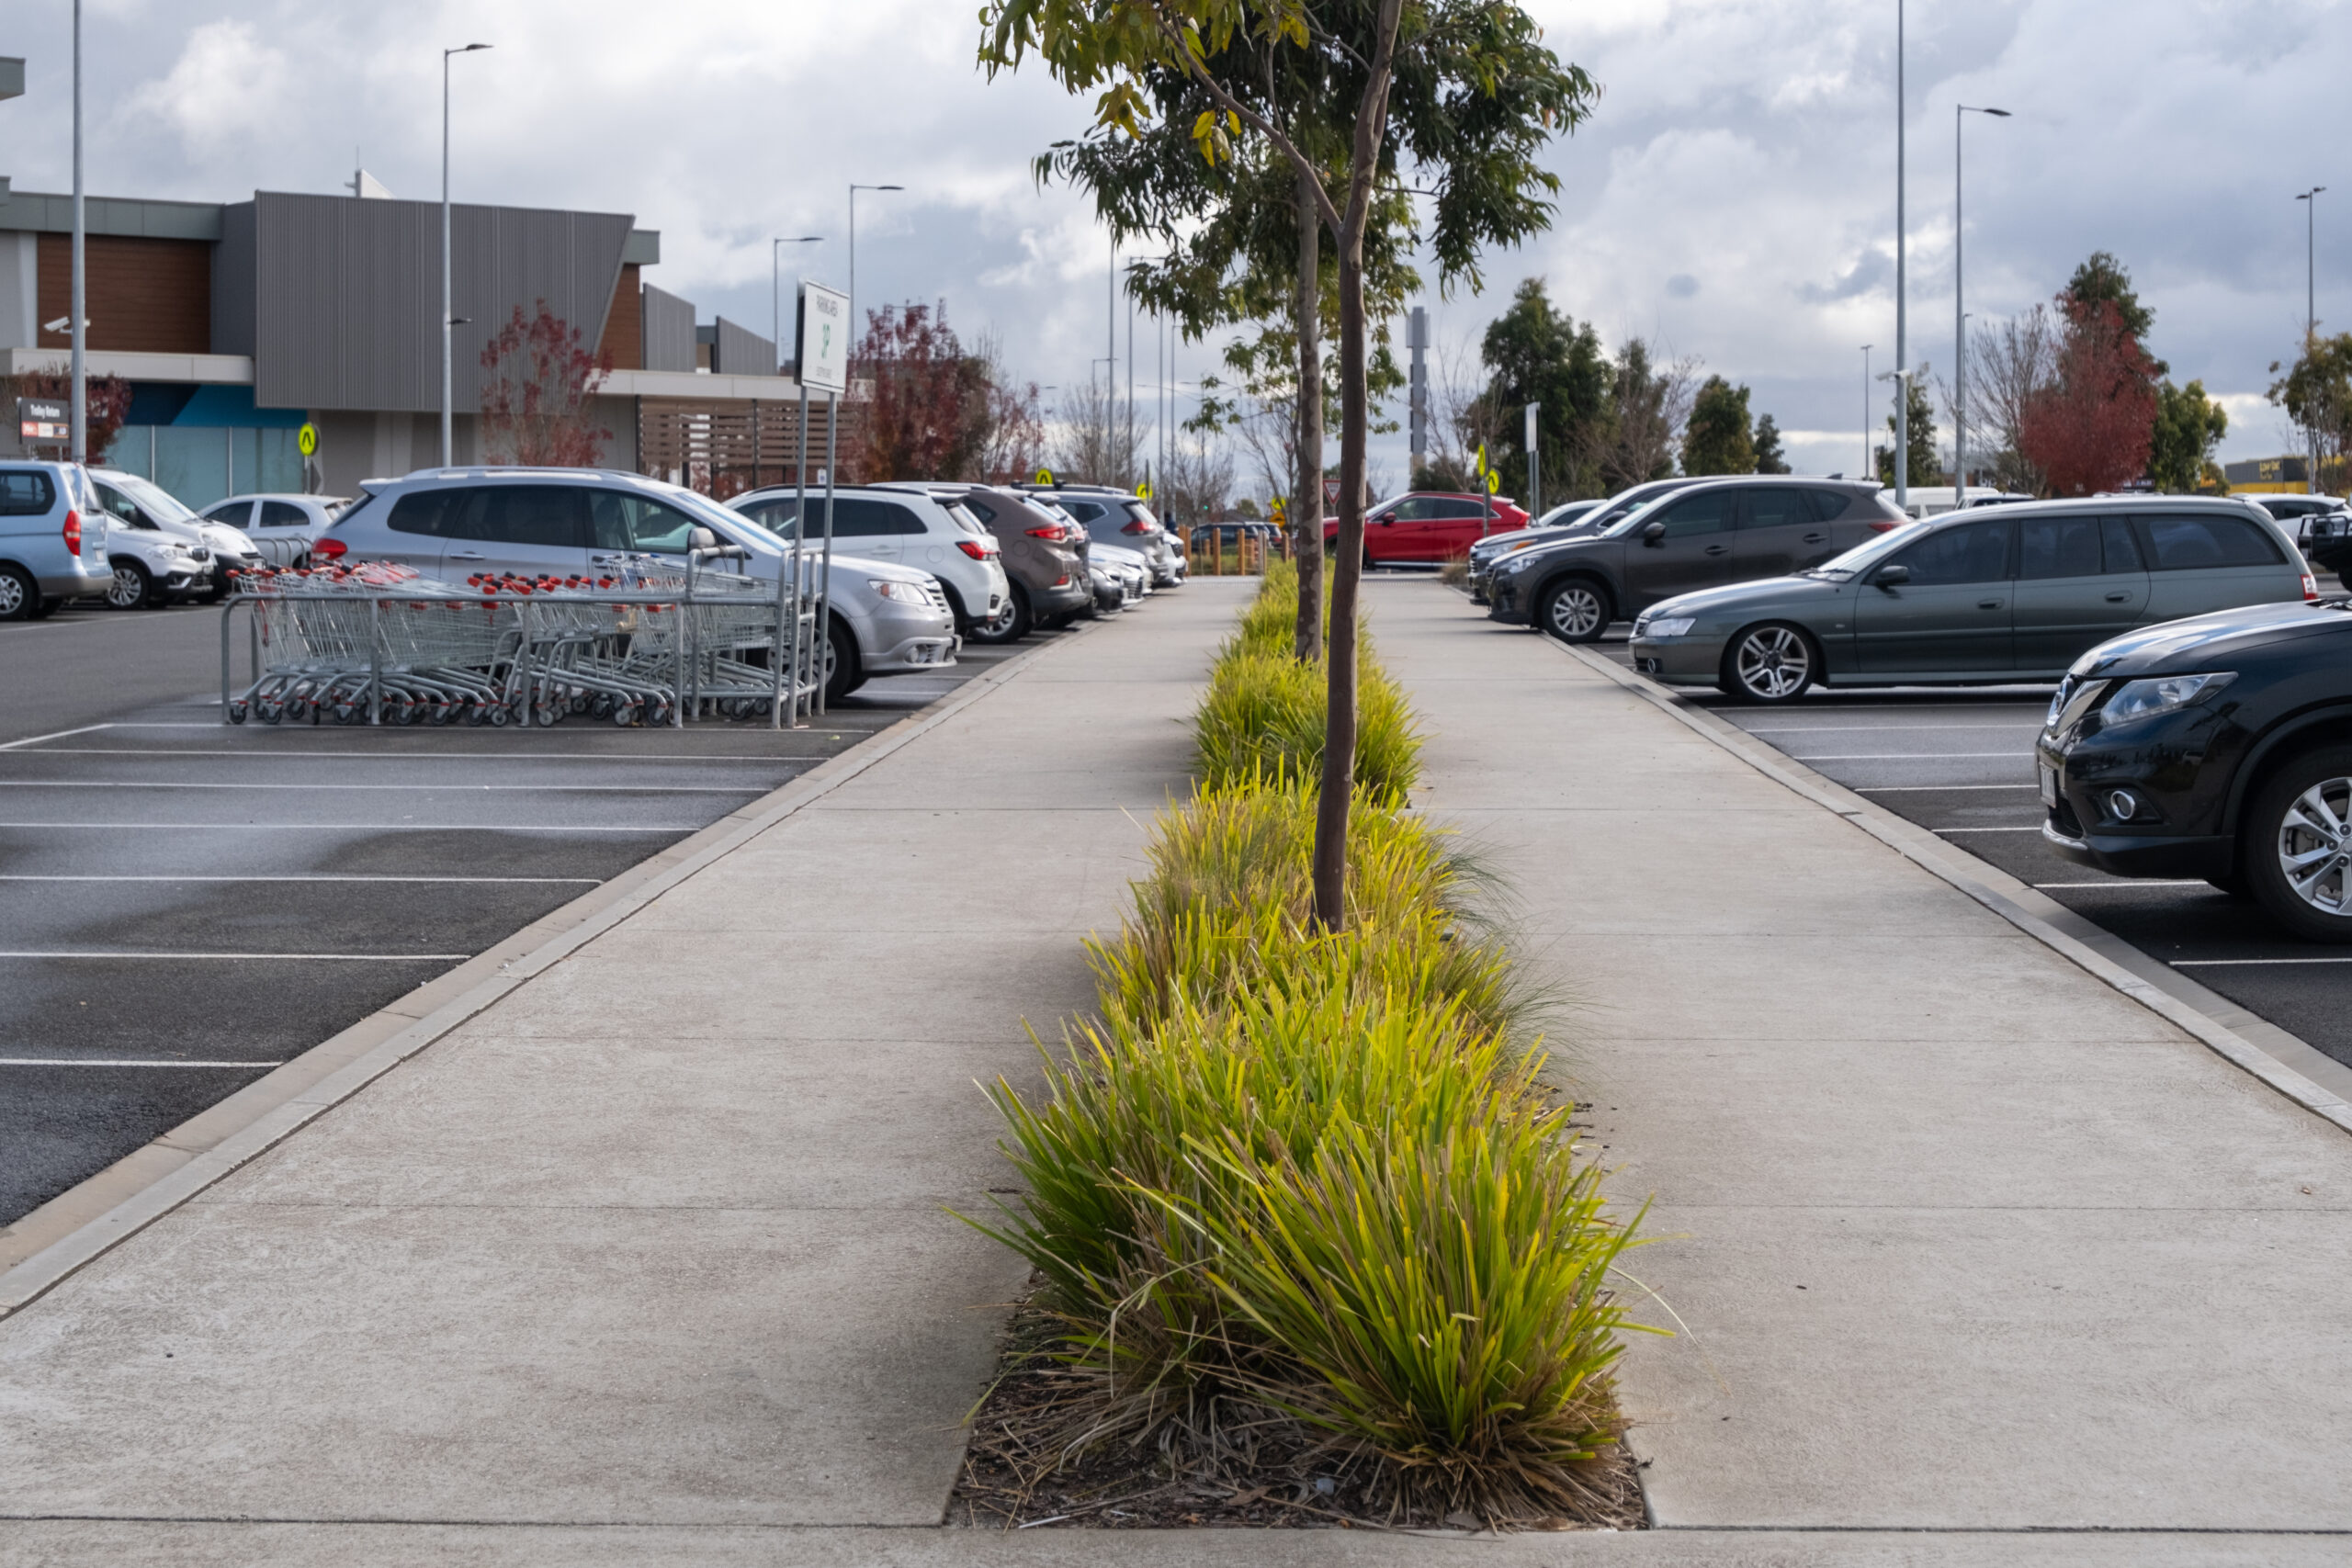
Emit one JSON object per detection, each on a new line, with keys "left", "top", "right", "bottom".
{"left": 1978, "top": 598, "right": 2004, "bottom": 609}
{"left": 447, "top": 550, "right": 487, "bottom": 560}
{"left": 1803, "top": 533, "right": 1826, "bottom": 543}
{"left": 1703, "top": 544, "right": 1729, "bottom": 556}
{"left": 2105, "top": 592, "right": 2131, "bottom": 603}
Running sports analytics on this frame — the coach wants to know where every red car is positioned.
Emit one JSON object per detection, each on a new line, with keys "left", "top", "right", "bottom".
{"left": 1324, "top": 491, "right": 1532, "bottom": 565}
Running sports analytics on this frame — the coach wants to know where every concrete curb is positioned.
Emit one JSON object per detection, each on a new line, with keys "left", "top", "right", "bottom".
{"left": 0, "top": 626, "right": 1091, "bottom": 1320}
{"left": 1547, "top": 637, "right": 2352, "bottom": 1138}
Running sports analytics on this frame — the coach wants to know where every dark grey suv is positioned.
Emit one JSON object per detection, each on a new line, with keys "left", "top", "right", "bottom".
{"left": 1486, "top": 476, "right": 1903, "bottom": 641}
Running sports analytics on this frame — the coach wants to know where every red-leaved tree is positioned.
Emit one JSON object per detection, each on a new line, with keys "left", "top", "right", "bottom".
{"left": 853, "top": 302, "right": 993, "bottom": 480}
{"left": 2018, "top": 299, "right": 2158, "bottom": 496}
{"left": 1, "top": 368, "right": 131, "bottom": 460}
{"left": 479, "top": 301, "right": 612, "bottom": 467}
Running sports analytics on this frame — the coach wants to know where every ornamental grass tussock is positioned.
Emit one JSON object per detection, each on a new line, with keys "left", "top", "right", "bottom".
{"left": 959, "top": 570, "right": 1647, "bottom": 1530}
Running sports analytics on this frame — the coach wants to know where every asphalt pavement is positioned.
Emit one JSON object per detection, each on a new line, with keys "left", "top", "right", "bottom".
{"left": 0, "top": 594, "right": 1086, "bottom": 1226}
{"left": 1568, "top": 625, "right": 2352, "bottom": 1069}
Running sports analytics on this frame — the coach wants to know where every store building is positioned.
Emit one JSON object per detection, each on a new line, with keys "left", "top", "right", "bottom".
{"left": 0, "top": 183, "right": 848, "bottom": 504}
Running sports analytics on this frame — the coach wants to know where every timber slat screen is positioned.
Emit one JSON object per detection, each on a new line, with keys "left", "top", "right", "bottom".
{"left": 635, "top": 397, "right": 864, "bottom": 494}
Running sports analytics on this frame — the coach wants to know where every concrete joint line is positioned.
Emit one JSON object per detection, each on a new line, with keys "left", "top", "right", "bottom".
{"left": 1552, "top": 639, "right": 2352, "bottom": 1138}
{"left": 0, "top": 632, "right": 1088, "bottom": 1320}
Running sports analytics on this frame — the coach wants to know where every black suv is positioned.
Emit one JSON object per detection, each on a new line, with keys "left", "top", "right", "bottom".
{"left": 2299, "top": 510, "right": 2352, "bottom": 591}
{"left": 2038, "top": 598, "right": 2352, "bottom": 941}
{"left": 1486, "top": 476, "right": 1903, "bottom": 641}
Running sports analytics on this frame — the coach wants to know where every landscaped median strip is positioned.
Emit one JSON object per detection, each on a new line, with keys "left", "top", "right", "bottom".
{"left": 960, "top": 561, "right": 1647, "bottom": 1532}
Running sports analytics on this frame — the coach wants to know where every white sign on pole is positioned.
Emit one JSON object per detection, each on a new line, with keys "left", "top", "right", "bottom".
{"left": 796, "top": 282, "right": 851, "bottom": 395}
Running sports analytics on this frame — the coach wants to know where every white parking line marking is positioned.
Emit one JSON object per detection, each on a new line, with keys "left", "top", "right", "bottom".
{"left": 0, "top": 950, "right": 470, "bottom": 961}
{"left": 1856, "top": 784, "right": 2037, "bottom": 793}
{"left": 14, "top": 748, "right": 821, "bottom": 761}
{"left": 1934, "top": 826, "right": 2042, "bottom": 833}
{"left": 2035, "top": 880, "right": 2212, "bottom": 889}
{"left": 0, "top": 724, "right": 113, "bottom": 751}
{"left": 1748, "top": 724, "right": 2043, "bottom": 734}
{"left": 1792, "top": 752, "right": 2030, "bottom": 761}
{"left": 2171, "top": 957, "right": 2352, "bottom": 967}
{"left": 0, "top": 874, "right": 600, "bottom": 884}
{"left": 0, "top": 781, "right": 763, "bottom": 793}
{"left": 0, "top": 1058, "right": 288, "bottom": 1068}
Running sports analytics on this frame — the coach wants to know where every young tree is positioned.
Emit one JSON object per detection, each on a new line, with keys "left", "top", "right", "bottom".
{"left": 2149, "top": 378, "right": 2229, "bottom": 493}
{"left": 1475, "top": 278, "right": 1611, "bottom": 499}
{"left": 1969, "top": 307, "right": 2057, "bottom": 494}
{"left": 972, "top": 330, "right": 1049, "bottom": 485}
{"left": 2267, "top": 332, "right": 2352, "bottom": 495}
{"left": 1874, "top": 369, "right": 1939, "bottom": 488}
{"left": 1589, "top": 338, "right": 1696, "bottom": 491}
{"left": 1048, "top": 374, "right": 1147, "bottom": 488}
{"left": 1680, "top": 375, "right": 1755, "bottom": 476}
{"left": 982, "top": 0, "right": 1596, "bottom": 929}
{"left": 1752, "top": 412, "right": 1789, "bottom": 474}
{"left": 854, "top": 301, "right": 994, "bottom": 480}
{"left": 2018, "top": 301, "right": 2159, "bottom": 496}
{"left": 478, "top": 302, "right": 612, "bottom": 468}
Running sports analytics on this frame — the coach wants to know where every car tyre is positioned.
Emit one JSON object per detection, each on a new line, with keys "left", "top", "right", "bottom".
{"left": 823, "top": 615, "right": 865, "bottom": 705}
{"left": 1718, "top": 622, "right": 1818, "bottom": 705}
{"left": 2244, "top": 747, "right": 2352, "bottom": 943}
{"left": 0, "top": 564, "right": 37, "bottom": 621}
{"left": 1537, "top": 577, "right": 1611, "bottom": 644}
{"left": 106, "top": 558, "right": 157, "bottom": 611}
{"left": 968, "top": 581, "right": 1030, "bottom": 645}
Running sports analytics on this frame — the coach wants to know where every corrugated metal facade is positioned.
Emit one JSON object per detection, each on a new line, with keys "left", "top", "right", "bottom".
{"left": 240, "top": 192, "right": 631, "bottom": 414}
{"left": 640, "top": 284, "right": 696, "bottom": 373}
{"left": 712, "top": 316, "right": 775, "bottom": 377}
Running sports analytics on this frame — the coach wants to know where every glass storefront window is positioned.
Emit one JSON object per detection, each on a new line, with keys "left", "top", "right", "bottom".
{"left": 100, "top": 426, "right": 309, "bottom": 510}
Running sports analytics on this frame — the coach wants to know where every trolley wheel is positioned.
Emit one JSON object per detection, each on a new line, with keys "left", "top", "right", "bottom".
{"left": 487, "top": 705, "right": 511, "bottom": 728}
{"left": 228, "top": 701, "right": 249, "bottom": 724}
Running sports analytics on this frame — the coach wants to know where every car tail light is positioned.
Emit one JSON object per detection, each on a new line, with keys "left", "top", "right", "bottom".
{"left": 62, "top": 509, "right": 81, "bottom": 557}
{"left": 1867, "top": 519, "right": 1900, "bottom": 534}
{"left": 313, "top": 535, "right": 348, "bottom": 559}
{"left": 956, "top": 538, "right": 992, "bottom": 560}
{"left": 2304, "top": 572, "right": 2319, "bottom": 602}
{"left": 1120, "top": 519, "right": 1151, "bottom": 535}
{"left": 1052, "top": 574, "right": 1071, "bottom": 587}
{"left": 1025, "top": 525, "right": 1064, "bottom": 541}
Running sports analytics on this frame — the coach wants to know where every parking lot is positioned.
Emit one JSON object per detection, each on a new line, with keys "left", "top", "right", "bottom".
{"left": 0, "top": 600, "right": 1072, "bottom": 1227}
{"left": 1583, "top": 633, "right": 2352, "bottom": 1071}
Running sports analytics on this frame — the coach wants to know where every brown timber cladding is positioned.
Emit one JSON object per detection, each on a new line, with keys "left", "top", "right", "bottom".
{"left": 36, "top": 234, "right": 212, "bottom": 354}
{"left": 597, "top": 264, "right": 641, "bottom": 370}
{"left": 635, "top": 397, "right": 866, "bottom": 491}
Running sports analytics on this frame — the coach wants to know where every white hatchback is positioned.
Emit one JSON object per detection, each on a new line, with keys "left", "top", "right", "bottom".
{"left": 200, "top": 492, "right": 354, "bottom": 569}
{"left": 729, "top": 485, "right": 1010, "bottom": 636}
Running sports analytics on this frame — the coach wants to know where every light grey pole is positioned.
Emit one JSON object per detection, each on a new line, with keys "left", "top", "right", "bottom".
{"left": 1894, "top": 0, "right": 1907, "bottom": 512}
{"left": 847, "top": 184, "right": 902, "bottom": 370}
{"left": 1525, "top": 400, "right": 1541, "bottom": 517}
{"left": 1860, "top": 344, "right": 1872, "bottom": 479}
{"left": 70, "top": 0, "right": 85, "bottom": 464}
{"left": 1954, "top": 106, "right": 2010, "bottom": 511}
{"left": 2299, "top": 187, "right": 2326, "bottom": 493}
{"left": 441, "top": 42, "right": 490, "bottom": 468}
{"left": 772, "top": 235, "right": 822, "bottom": 375}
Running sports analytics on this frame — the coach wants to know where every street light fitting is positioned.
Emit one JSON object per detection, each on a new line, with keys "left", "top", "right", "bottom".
{"left": 448, "top": 42, "right": 492, "bottom": 54}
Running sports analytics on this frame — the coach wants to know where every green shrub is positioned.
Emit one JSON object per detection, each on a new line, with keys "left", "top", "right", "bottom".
{"left": 1193, "top": 650, "right": 1421, "bottom": 805}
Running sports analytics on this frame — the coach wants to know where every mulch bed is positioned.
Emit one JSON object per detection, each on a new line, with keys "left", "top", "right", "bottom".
{"left": 950, "top": 1293, "right": 1647, "bottom": 1533}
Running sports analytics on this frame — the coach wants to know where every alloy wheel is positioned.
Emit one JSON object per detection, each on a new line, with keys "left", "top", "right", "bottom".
{"left": 0, "top": 570, "right": 26, "bottom": 619}
{"left": 2275, "top": 777, "right": 2352, "bottom": 918}
{"left": 1544, "top": 582, "right": 1605, "bottom": 641}
{"left": 107, "top": 564, "right": 149, "bottom": 610}
{"left": 1734, "top": 626, "right": 1812, "bottom": 701}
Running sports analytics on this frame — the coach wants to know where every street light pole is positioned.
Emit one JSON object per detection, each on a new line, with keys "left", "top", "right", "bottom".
{"left": 1861, "top": 344, "right": 1872, "bottom": 480}
{"left": 772, "top": 236, "right": 822, "bottom": 374}
{"left": 70, "top": 0, "right": 84, "bottom": 464}
{"left": 1954, "top": 105, "right": 2010, "bottom": 511}
{"left": 441, "top": 41, "right": 491, "bottom": 468}
{"left": 2299, "top": 186, "right": 2326, "bottom": 494}
{"left": 1894, "top": 0, "right": 1907, "bottom": 513}
{"left": 847, "top": 183, "right": 902, "bottom": 367}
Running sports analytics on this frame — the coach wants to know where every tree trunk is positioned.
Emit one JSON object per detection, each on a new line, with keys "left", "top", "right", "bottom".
{"left": 1309, "top": 232, "right": 1369, "bottom": 930}
{"left": 1292, "top": 164, "right": 1326, "bottom": 662}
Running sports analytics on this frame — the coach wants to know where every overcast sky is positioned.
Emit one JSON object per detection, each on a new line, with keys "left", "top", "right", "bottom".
{"left": 6, "top": 0, "right": 2347, "bottom": 490}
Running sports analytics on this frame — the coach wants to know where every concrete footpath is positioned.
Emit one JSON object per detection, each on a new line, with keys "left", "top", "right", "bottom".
{"left": 2, "top": 576, "right": 2349, "bottom": 1566}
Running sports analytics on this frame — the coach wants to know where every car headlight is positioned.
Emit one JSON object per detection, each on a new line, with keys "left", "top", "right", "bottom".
{"left": 868, "top": 579, "right": 931, "bottom": 605}
{"left": 2100, "top": 671, "right": 2235, "bottom": 725}
{"left": 1639, "top": 616, "right": 1696, "bottom": 639}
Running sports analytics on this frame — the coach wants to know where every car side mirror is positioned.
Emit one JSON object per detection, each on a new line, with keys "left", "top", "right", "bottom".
{"left": 1872, "top": 562, "right": 1911, "bottom": 589}
{"left": 689, "top": 525, "right": 719, "bottom": 552}
{"left": 1641, "top": 520, "right": 1668, "bottom": 547}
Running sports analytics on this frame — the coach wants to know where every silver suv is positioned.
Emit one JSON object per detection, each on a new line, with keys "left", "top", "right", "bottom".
{"left": 729, "top": 485, "right": 1010, "bottom": 636}
{"left": 316, "top": 467, "right": 958, "bottom": 705}
{"left": 0, "top": 460, "right": 111, "bottom": 618}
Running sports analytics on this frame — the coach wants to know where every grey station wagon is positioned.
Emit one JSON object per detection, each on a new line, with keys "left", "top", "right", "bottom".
{"left": 1628, "top": 498, "right": 2316, "bottom": 703}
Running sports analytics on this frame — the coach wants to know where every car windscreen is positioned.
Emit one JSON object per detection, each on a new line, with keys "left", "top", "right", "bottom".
{"left": 107, "top": 472, "right": 201, "bottom": 525}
